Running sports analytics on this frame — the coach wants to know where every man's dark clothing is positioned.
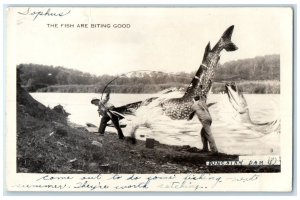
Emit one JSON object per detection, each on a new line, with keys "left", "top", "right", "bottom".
{"left": 98, "top": 108, "right": 124, "bottom": 139}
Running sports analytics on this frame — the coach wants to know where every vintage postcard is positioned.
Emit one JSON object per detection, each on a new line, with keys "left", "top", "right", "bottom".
{"left": 5, "top": 6, "right": 293, "bottom": 192}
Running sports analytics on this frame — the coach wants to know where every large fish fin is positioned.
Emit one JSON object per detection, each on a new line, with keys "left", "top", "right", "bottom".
{"left": 221, "top": 25, "right": 234, "bottom": 40}
{"left": 212, "top": 25, "right": 238, "bottom": 52}
{"left": 221, "top": 25, "right": 238, "bottom": 52}
{"left": 224, "top": 42, "right": 238, "bottom": 52}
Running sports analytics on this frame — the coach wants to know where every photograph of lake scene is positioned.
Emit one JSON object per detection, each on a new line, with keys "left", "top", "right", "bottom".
{"left": 11, "top": 8, "right": 285, "bottom": 175}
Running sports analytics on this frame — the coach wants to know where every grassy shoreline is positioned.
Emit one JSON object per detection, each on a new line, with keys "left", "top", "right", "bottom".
{"left": 34, "top": 80, "right": 280, "bottom": 94}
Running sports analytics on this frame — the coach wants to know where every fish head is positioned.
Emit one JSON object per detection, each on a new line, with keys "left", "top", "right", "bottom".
{"left": 225, "top": 82, "right": 248, "bottom": 114}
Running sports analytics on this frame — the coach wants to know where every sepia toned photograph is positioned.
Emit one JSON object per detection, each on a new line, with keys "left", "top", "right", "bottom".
{"left": 5, "top": 6, "right": 293, "bottom": 192}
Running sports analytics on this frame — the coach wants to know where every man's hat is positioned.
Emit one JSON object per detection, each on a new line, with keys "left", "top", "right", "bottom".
{"left": 91, "top": 98, "right": 100, "bottom": 104}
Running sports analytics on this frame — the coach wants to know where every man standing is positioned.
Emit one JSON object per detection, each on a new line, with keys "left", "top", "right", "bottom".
{"left": 91, "top": 91, "right": 125, "bottom": 139}
{"left": 188, "top": 95, "right": 218, "bottom": 153}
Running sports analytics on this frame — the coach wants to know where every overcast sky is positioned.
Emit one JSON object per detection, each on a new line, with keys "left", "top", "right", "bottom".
{"left": 8, "top": 7, "right": 289, "bottom": 75}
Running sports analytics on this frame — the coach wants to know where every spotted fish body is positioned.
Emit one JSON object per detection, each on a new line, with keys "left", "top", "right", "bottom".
{"left": 160, "top": 25, "right": 238, "bottom": 120}
{"left": 115, "top": 26, "right": 238, "bottom": 120}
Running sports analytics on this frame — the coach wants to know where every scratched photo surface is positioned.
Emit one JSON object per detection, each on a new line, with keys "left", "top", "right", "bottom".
{"left": 6, "top": 7, "right": 293, "bottom": 191}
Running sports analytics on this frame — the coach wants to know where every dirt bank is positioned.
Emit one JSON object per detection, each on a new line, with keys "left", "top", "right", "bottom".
{"left": 17, "top": 116, "right": 280, "bottom": 173}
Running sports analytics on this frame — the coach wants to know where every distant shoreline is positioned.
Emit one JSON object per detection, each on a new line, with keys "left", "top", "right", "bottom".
{"left": 28, "top": 80, "right": 280, "bottom": 94}
{"left": 18, "top": 54, "right": 280, "bottom": 94}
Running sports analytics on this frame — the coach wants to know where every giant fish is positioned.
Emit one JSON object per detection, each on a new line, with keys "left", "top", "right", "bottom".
{"left": 115, "top": 25, "right": 238, "bottom": 121}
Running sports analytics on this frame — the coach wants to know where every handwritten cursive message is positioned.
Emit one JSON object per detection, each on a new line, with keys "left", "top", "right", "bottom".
{"left": 10, "top": 173, "right": 261, "bottom": 192}
{"left": 17, "top": 8, "right": 71, "bottom": 21}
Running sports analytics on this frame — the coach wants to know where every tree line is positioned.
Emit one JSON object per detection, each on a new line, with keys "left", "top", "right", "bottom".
{"left": 18, "top": 54, "right": 280, "bottom": 93}
{"left": 214, "top": 54, "right": 280, "bottom": 81}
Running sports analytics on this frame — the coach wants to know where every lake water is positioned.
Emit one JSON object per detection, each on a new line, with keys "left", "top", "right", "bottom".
{"left": 31, "top": 92, "right": 280, "bottom": 155}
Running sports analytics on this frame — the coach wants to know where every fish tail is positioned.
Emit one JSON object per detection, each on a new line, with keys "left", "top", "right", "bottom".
{"left": 221, "top": 25, "right": 238, "bottom": 52}
{"left": 223, "top": 42, "right": 238, "bottom": 52}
